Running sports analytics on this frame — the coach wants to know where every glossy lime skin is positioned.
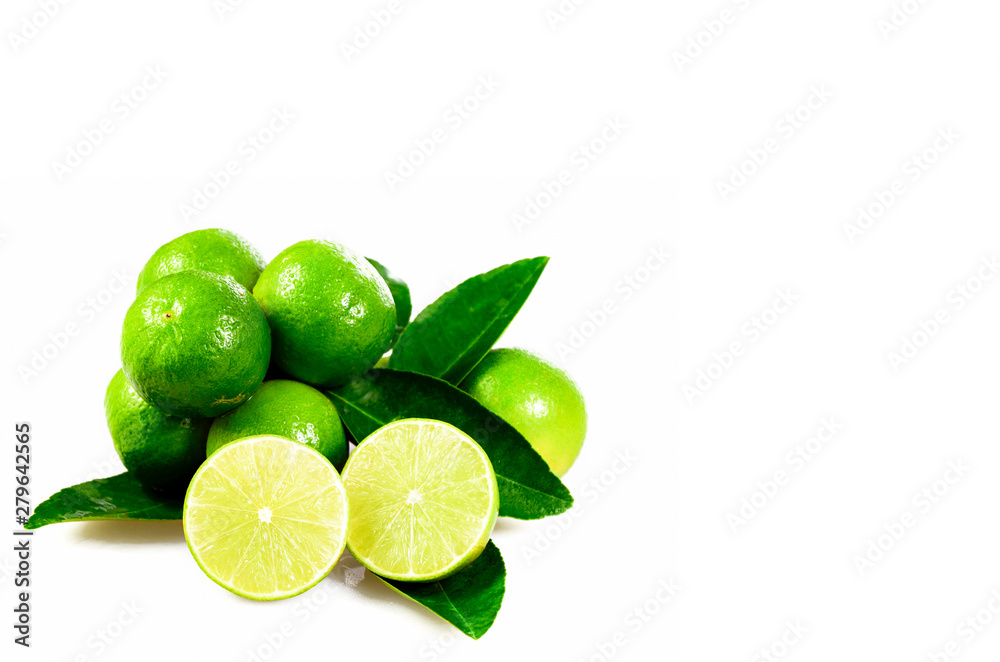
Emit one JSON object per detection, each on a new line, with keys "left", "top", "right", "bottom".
{"left": 460, "top": 348, "right": 587, "bottom": 477}
{"left": 105, "top": 369, "right": 211, "bottom": 493}
{"left": 121, "top": 270, "right": 271, "bottom": 418}
{"left": 253, "top": 240, "right": 395, "bottom": 388}
{"left": 136, "top": 229, "right": 265, "bottom": 293}
{"left": 207, "top": 380, "right": 348, "bottom": 470}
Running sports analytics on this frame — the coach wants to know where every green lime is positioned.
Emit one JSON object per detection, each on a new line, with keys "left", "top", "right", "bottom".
{"left": 121, "top": 270, "right": 270, "bottom": 418}
{"left": 136, "top": 229, "right": 265, "bottom": 294}
{"left": 460, "top": 348, "right": 586, "bottom": 477}
{"left": 104, "top": 369, "right": 210, "bottom": 493}
{"left": 342, "top": 419, "right": 499, "bottom": 582}
{"left": 252, "top": 240, "right": 395, "bottom": 388}
{"left": 207, "top": 380, "right": 348, "bottom": 470}
{"left": 183, "top": 435, "right": 349, "bottom": 600}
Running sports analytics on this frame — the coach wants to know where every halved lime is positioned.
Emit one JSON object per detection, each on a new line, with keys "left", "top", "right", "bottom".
{"left": 183, "top": 435, "right": 349, "bottom": 600}
{"left": 342, "top": 419, "right": 499, "bottom": 582}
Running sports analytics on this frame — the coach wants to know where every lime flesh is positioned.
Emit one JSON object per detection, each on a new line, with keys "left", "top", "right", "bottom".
{"left": 183, "top": 435, "right": 348, "bottom": 600}
{"left": 342, "top": 419, "right": 499, "bottom": 582}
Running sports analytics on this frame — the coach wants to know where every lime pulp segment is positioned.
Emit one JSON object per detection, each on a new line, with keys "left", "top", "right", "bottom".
{"left": 183, "top": 435, "right": 349, "bottom": 600}
{"left": 342, "top": 419, "right": 499, "bottom": 582}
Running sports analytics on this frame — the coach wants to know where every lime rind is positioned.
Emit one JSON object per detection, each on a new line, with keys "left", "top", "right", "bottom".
{"left": 183, "top": 435, "right": 349, "bottom": 600}
{"left": 460, "top": 347, "right": 587, "bottom": 477}
{"left": 206, "top": 380, "right": 348, "bottom": 470}
{"left": 342, "top": 419, "right": 499, "bottom": 582}
{"left": 136, "top": 228, "right": 265, "bottom": 294}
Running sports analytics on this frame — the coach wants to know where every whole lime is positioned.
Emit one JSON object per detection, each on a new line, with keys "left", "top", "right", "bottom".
{"left": 136, "top": 228, "right": 265, "bottom": 293}
{"left": 460, "top": 348, "right": 587, "bottom": 477}
{"left": 105, "top": 369, "right": 210, "bottom": 493}
{"left": 252, "top": 240, "right": 395, "bottom": 387}
{"left": 207, "top": 380, "right": 348, "bottom": 470}
{"left": 121, "top": 270, "right": 271, "bottom": 418}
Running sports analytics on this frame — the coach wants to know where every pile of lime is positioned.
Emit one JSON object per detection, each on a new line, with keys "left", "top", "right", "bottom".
{"left": 64, "top": 229, "right": 587, "bottom": 631}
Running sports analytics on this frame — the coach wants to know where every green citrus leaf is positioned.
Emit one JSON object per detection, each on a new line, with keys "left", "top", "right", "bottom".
{"left": 327, "top": 369, "right": 573, "bottom": 519}
{"left": 25, "top": 473, "right": 183, "bottom": 529}
{"left": 388, "top": 257, "right": 548, "bottom": 383}
{"left": 379, "top": 540, "right": 505, "bottom": 639}
{"left": 367, "top": 257, "right": 412, "bottom": 347}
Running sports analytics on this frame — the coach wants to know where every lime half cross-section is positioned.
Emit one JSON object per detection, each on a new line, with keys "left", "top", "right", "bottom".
{"left": 183, "top": 435, "right": 349, "bottom": 600}
{"left": 342, "top": 419, "right": 499, "bottom": 582}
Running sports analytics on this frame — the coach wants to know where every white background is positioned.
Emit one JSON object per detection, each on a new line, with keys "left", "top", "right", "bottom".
{"left": 3, "top": 0, "right": 999, "bottom": 660}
